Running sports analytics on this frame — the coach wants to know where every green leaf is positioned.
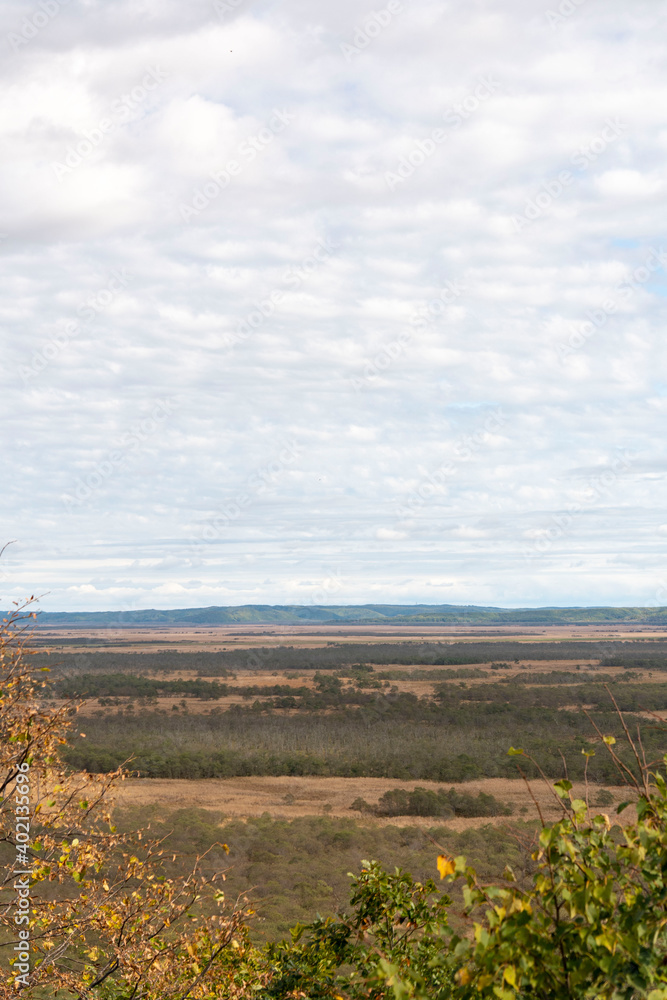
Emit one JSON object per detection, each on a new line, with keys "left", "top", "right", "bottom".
{"left": 507, "top": 747, "right": 524, "bottom": 756}
{"left": 554, "top": 779, "right": 573, "bottom": 799}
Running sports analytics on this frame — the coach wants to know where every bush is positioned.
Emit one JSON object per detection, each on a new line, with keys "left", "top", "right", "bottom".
{"left": 595, "top": 788, "right": 615, "bottom": 806}
{"left": 350, "top": 787, "right": 512, "bottom": 819}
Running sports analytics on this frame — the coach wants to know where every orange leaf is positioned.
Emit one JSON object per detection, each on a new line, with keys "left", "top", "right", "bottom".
{"left": 437, "top": 854, "right": 455, "bottom": 879}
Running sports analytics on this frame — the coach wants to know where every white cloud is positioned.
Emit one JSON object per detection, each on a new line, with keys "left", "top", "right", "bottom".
{"left": 596, "top": 169, "right": 663, "bottom": 198}
{"left": 1, "top": 0, "right": 666, "bottom": 612}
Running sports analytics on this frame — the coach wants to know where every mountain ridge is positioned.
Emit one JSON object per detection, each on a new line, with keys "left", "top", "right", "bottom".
{"left": 20, "top": 603, "right": 667, "bottom": 627}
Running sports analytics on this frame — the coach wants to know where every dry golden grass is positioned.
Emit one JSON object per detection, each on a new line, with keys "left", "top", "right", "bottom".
{"left": 113, "top": 775, "right": 636, "bottom": 831}
{"left": 34, "top": 622, "right": 667, "bottom": 654}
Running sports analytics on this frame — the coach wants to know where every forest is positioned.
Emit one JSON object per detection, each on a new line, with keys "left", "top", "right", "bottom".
{"left": 59, "top": 658, "right": 667, "bottom": 784}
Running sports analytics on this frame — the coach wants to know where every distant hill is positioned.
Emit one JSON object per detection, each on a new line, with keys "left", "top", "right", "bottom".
{"left": 21, "top": 603, "right": 667, "bottom": 628}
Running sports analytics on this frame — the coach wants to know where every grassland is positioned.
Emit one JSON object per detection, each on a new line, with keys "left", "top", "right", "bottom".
{"left": 32, "top": 621, "right": 666, "bottom": 941}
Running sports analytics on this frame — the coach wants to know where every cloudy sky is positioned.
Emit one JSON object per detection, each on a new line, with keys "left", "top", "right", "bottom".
{"left": 1, "top": 0, "right": 666, "bottom": 613}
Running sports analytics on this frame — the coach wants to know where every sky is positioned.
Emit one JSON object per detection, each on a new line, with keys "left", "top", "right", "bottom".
{"left": 1, "top": 0, "right": 667, "bottom": 614}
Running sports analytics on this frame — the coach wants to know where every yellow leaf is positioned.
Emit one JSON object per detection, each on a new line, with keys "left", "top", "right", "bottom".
{"left": 456, "top": 967, "right": 472, "bottom": 985}
{"left": 504, "top": 966, "right": 517, "bottom": 986}
{"left": 437, "top": 854, "right": 455, "bottom": 879}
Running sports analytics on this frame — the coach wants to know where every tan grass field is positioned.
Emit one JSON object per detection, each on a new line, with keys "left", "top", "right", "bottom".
{"left": 34, "top": 622, "right": 667, "bottom": 654}
{"left": 112, "top": 775, "right": 636, "bottom": 831}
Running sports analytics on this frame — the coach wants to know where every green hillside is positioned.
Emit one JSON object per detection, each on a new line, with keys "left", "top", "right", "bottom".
{"left": 27, "top": 603, "right": 667, "bottom": 628}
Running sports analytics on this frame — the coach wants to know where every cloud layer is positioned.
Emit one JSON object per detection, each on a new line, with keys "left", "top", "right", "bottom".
{"left": 1, "top": 0, "right": 667, "bottom": 612}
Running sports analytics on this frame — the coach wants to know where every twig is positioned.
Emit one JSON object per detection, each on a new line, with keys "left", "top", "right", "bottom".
{"left": 0, "top": 540, "right": 17, "bottom": 560}
{"left": 582, "top": 710, "right": 638, "bottom": 790}
{"left": 513, "top": 751, "right": 570, "bottom": 820}
{"left": 515, "top": 763, "right": 546, "bottom": 828}
{"left": 604, "top": 685, "right": 649, "bottom": 797}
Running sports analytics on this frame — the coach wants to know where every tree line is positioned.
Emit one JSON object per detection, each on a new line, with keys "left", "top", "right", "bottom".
{"left": 33, "top": 636, "right": 667, "bottom": 676}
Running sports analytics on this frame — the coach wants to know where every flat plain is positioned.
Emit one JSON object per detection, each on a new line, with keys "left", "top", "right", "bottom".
{"left": 34, "top": 618, "right": 667, "bottom": 935}
{"left": 40, "top": 619, "right": 667, "bottom": 812}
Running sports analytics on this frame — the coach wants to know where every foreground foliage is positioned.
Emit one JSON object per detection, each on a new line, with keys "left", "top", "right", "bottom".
{"left": 264, "top": 862, "right": 454, "bottom": 999}
{"left": 0, "top": 602, "right": 256, "bottom": 998}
